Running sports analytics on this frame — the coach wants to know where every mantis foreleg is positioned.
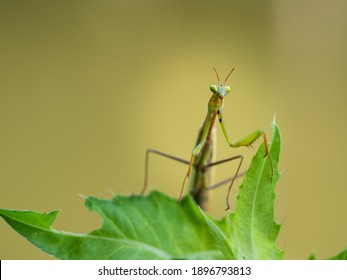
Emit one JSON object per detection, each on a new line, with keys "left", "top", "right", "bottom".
{"left": 218, "top": 109, "right": 272, "bottom": 165}
{"left": 217, "top": 109, "right": 273, "bottom": 209}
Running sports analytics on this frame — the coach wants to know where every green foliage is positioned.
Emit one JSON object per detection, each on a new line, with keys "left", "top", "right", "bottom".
{"left": 1, "top": 120, "right": 344, "bottom": 259}
{"left": 328, "top": 248, "right": 347, "bottom": 260}
{"left": 198, "top": 119, "right": 283, "bottom": 260}
{"left": 0, "top": 193, "right": 223, "bottom": 260}
{"left": 229, "top": 120, "right": 283, "bottom": 259}
{"left": 0, "top": 120, "right": 282, "bottom": 260}
{"left": 0, "top": 120, "right": 282, "bottom": 259}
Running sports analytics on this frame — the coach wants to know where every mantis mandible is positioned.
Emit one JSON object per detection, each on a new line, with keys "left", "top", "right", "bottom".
{"left": 142, "top": 68, "right": 273, "bottom": 210}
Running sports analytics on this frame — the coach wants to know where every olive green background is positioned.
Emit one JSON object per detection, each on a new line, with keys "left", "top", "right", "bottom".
{"left": 1, "top": 0, "right": 346, "bottom": 259}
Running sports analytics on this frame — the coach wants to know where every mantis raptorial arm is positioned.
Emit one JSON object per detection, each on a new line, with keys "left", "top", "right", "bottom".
{"left": 217, "top": 108, "right": 273, "bottom": 210}
{"left": 217, "top": 109, "right": 273, "bottom": 174}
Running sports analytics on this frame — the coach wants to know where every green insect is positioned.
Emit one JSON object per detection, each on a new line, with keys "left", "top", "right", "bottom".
{"left": 142, "top": 68, "right": 273, "bottom": 210}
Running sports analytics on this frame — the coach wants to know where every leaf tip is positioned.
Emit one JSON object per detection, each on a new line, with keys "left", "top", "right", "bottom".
{"left": 273, "top": 111, "right": 277, "bottom": 122}
{"left": 271, "top": 112, "right": 278, "bottom": 129}
{"left": 78, "top": 193, "right": 87, "bottom": 199}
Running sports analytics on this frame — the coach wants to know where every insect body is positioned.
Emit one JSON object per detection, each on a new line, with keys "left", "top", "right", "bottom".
{"left": 142, "top": 68, "right": 273, "bottom": 210}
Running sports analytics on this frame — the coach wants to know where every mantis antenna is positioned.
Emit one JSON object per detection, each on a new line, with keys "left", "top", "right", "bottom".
{"left": 213, "top": 67, "right": 235, "bottom": 85}
{"left": 212, "top": 67, "right": 220, "bottom": 83}
{"left": 224, "top": 68, "right": 235, "bottom": 85}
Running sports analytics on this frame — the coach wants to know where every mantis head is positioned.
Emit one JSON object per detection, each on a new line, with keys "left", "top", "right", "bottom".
{"left": 210, "top": 68, "right": 234, "bottom": 98}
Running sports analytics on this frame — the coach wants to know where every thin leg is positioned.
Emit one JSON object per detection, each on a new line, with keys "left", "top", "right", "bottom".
{"left": 188, "top": 150, "right": 244, "bottom": 210}
{"left": 189, "top": 154, "right": 245, "bottom": 196}
{"left": 218, "top": 109, "right": 273, "bottom": 182}
{"left": 189, "top": 155, "right": 245, "bottom": 210}
{"left": 178, "top": 155, "right": 194, "bottom": 201}
{"left": 207, "top": 172, "right": 246, "bottom": 190}
{"left": 141, "top": 149, "right": 190, "bottom": 194}
{"left": 206, "top": 155, "right": 243, "bottom": 168}
{"left": 225, "top": 155, "right": 243, "bottom": 210}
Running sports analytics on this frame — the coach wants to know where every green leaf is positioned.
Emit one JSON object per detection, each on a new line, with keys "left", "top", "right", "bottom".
{"left": 199, "top": 208, "right": 235, "bottom": 259}
{"left": 229, "top": 119, "right": 284, "bottom": 259}
{"left": 0, "top": 192, "right": 223, "bottom": 260}
{"left": 328, "top": 248, "right": 347, "bottom": 260}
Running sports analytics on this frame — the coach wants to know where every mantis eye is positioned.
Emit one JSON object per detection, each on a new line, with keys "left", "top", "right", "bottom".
{"left": 225, "top": 86, "right": 231, "bottom": 93}
{"left": 210, "top": 84, "right": 218, "bottom": 93}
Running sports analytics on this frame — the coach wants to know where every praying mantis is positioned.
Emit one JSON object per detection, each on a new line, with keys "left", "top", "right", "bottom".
{"left": 142, "top": 68, "right": 273, "bottom": 210}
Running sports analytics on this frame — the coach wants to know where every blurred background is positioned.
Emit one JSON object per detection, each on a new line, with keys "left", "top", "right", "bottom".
{"left": 0, "top": 0, "right": 346, "bottom": 259}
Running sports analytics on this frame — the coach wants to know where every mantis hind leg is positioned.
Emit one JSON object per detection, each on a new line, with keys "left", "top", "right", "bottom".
{"left": 225, "top": 155, "right": 243, "bottom": 210}
{"left": 206, "top": 171, "right": 245, "bottom": 190}
{"left": 203, "top": 155, "right": 244, "bottom": 210}
{"left": 141, "top": 149, "right": 190, "bottom": 195}
{"left": 190, "top": 155, "right": 245, "bottom": 194}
